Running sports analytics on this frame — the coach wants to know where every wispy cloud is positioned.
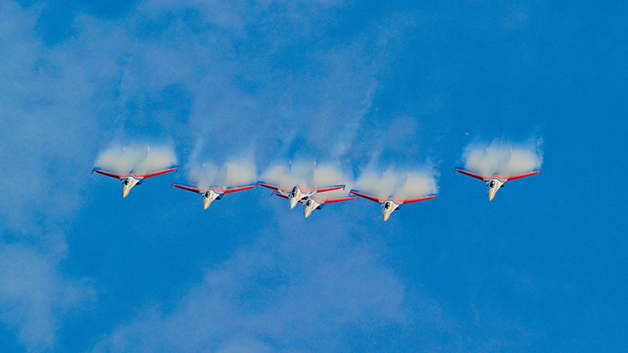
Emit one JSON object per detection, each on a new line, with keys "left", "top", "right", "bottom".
{"left": 92, "top": 216, "right": 406, "bottom": 352}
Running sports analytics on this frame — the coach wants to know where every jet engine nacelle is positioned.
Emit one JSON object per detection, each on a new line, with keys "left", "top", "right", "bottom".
{"left": 289, "top": 186, "right": 304, "bottom": 209}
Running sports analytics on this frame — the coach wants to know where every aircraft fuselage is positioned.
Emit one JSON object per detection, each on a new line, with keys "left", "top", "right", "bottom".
{"left": 289, "top": 185, "right": 315, "bottom": 209}
{"left": 122, "top": 176, "right": 141, "bottom": 198}
{"left": 382, "top": 200, "right": 401, "bottom": 221}
{"left": 202, "top": 189, "right": 221, "bottom": 209}
{"left": 486, "top": 178, "right": 505, "bottom": 201}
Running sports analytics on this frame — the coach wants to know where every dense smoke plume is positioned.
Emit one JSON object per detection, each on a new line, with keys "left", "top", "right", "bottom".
{"left": 355, "top": 167, "right": 438, "bottom": 201}
{"left": 462, "top": 139, "right": 543, "bottom": 176}
{"left": 261, "top": 160, "right": 352, "bottom": 199}
{"left": 187, "top": 159, "right": 257, "bottom": 190}
{"left": 94, "top": 143, "right": 177, "bottom": 175}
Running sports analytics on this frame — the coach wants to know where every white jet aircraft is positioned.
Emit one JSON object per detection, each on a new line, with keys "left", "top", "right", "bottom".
{"left": 350, "top": 190, "right": 437, "bottom": 221}
{"left": 93, "top": 167, "right": 178, "bottom": 198}
{"left": 455, "top": 168, "right": 541, "bottom": 201}
{"left": 172, "top": 183, "right": 257, "bottom": 209}
{"left": 258, "top": 182, "right": 345, "bottom": 209}
{"left": 272, "top": 192, "right": 357, "bottom": 218}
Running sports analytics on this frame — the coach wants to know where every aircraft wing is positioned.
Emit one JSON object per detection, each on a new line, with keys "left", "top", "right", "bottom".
{"left": 504, "top": 170, "right": 540, "bottom": 181}
{"left": 93, "top": 168, "right": 125, "bottom": 179}
{"left": 273, "top": 192, "right": 289, "bottom": 199}
{"left": 392, "top": 195, "right": 437, "bottom": 204}
{"left": 314, "top": 185, "right": 345, "bottom": 193}
{"left": 212, "top": 185, "right": 257, "bottom": 194}
{"left": 455, "top": 168, "right": 489, "bottom": 181}
{"left": 350, "top": 190, "right": 386, "bottom": 203}
{"left": 313, "top": 196, "right": 358, "bottom": 204}
{"left": 135, "top": 167, "right": 178, "bottom": 179}
{"left": 173, "top": 183, "right": 204, "bottom": 193}
{"left": 257, "top": 182, "right": 280, "bottom": 191}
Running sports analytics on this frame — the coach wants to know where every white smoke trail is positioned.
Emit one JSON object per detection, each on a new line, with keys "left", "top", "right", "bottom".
{"left": 187, "top": 159, "right": 257, "bottom": 190}
{"left": 94, "top": 143, "right": 177, "bottom": 176}
{"left": 260, "top": 160, "right": 351, "bottom": 199}
{"left": 355, "top": 166, "right": 438, "bottom": 201}
{"left": 462, "top": 139, "right": 542, "bottom": 176}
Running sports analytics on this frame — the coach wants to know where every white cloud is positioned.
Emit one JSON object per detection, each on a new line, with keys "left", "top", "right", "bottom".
{"left": 0, "top": 0, "right": 439, "bottom": 351}
{"left": 0, "top": 244, "right": 94, "bottom": 351}
{"left": 93, "top": 216, "right": 406, "bottom": 352}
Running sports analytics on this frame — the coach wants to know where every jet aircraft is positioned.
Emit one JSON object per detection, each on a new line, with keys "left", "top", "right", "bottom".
{"left": 272, "top": 192, "right": 357, "bottom": 218}
{"left": 258, "top": 183, "right": 345, "bottom": 209}
{"left": 172, "top": 183, "right": 257, "bottom": 209}
{"left": 350, "top": 190, "right": 437, "bottom": 221}
{"left": 93, "top": 167, "right": 178, "bottom": 197}
{"left": 455, "top": 168, "right": 541, "bottom": 201}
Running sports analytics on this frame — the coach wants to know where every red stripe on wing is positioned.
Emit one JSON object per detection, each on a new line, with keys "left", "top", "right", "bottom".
{"left": 138, "top": 167, "right": 178, "bottom": 179}
{"left": 273, "top": 192, "right": 289, "bottom": 199}
{"left": 220, "top": 185, "right": 257, "bottom": 194}
{"left": 316, "top": 196, "right": 358, "bottom": 204}
{"left": 173, "top": 184, "right": 204, "bottom": 193}
{"left": 258, "top": 182, "right": 280, "bottom": 191}
{"left": 393, "top": 195, "right": 437, "bottom": 204}
{"left": 350, "top": 190, "right": 385, "bottom": 203}
{"left": 455, "top": 168, "right": 488, "bottom": 181}
{"left": 504, "top": 170, "right": 540, "bottom": 181}
{"left": 315, "top": 186, "right": 345, "bottom": 193}
{"left": 93, "top": 169, "right": 125, "bottom": 179}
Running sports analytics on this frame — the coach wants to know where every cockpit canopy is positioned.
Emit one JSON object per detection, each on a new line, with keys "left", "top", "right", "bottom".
{"left": 384, "top": 202, "right": 391, "bottom": 210}
{"left": 306, "top": 200, "right": 313, "bottom": 207}
{"left": 489, "top": 180, "right": 495, "bottom": 188}
{"left": 291, "top": 186, "right": 298, "bottom": 197}
{"left": 123, "top": 178, "right": 130, "bottom": 185}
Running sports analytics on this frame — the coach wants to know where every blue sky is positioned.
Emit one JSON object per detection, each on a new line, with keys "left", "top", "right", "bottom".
{"left": 0, "top": 0, "right": 627, "bottom": 351}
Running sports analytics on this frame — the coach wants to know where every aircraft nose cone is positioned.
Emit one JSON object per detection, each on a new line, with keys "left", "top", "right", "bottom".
{"left": 290, "top": 197, "right": 298, "bottom": 209}
{"left": 383, "top": 212, "right": 390, "bottom": 222}
{"left": 488, "top": 189, "right": 496, "bottom": 201}
{"left": 304, "top": 208, "right": 312, "bottom": 218}
{"left": 122, "top": 187, "right": 130, "bottom": 198}
{"left": 203, "top": 198, "right": 211, "bottom": 210}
